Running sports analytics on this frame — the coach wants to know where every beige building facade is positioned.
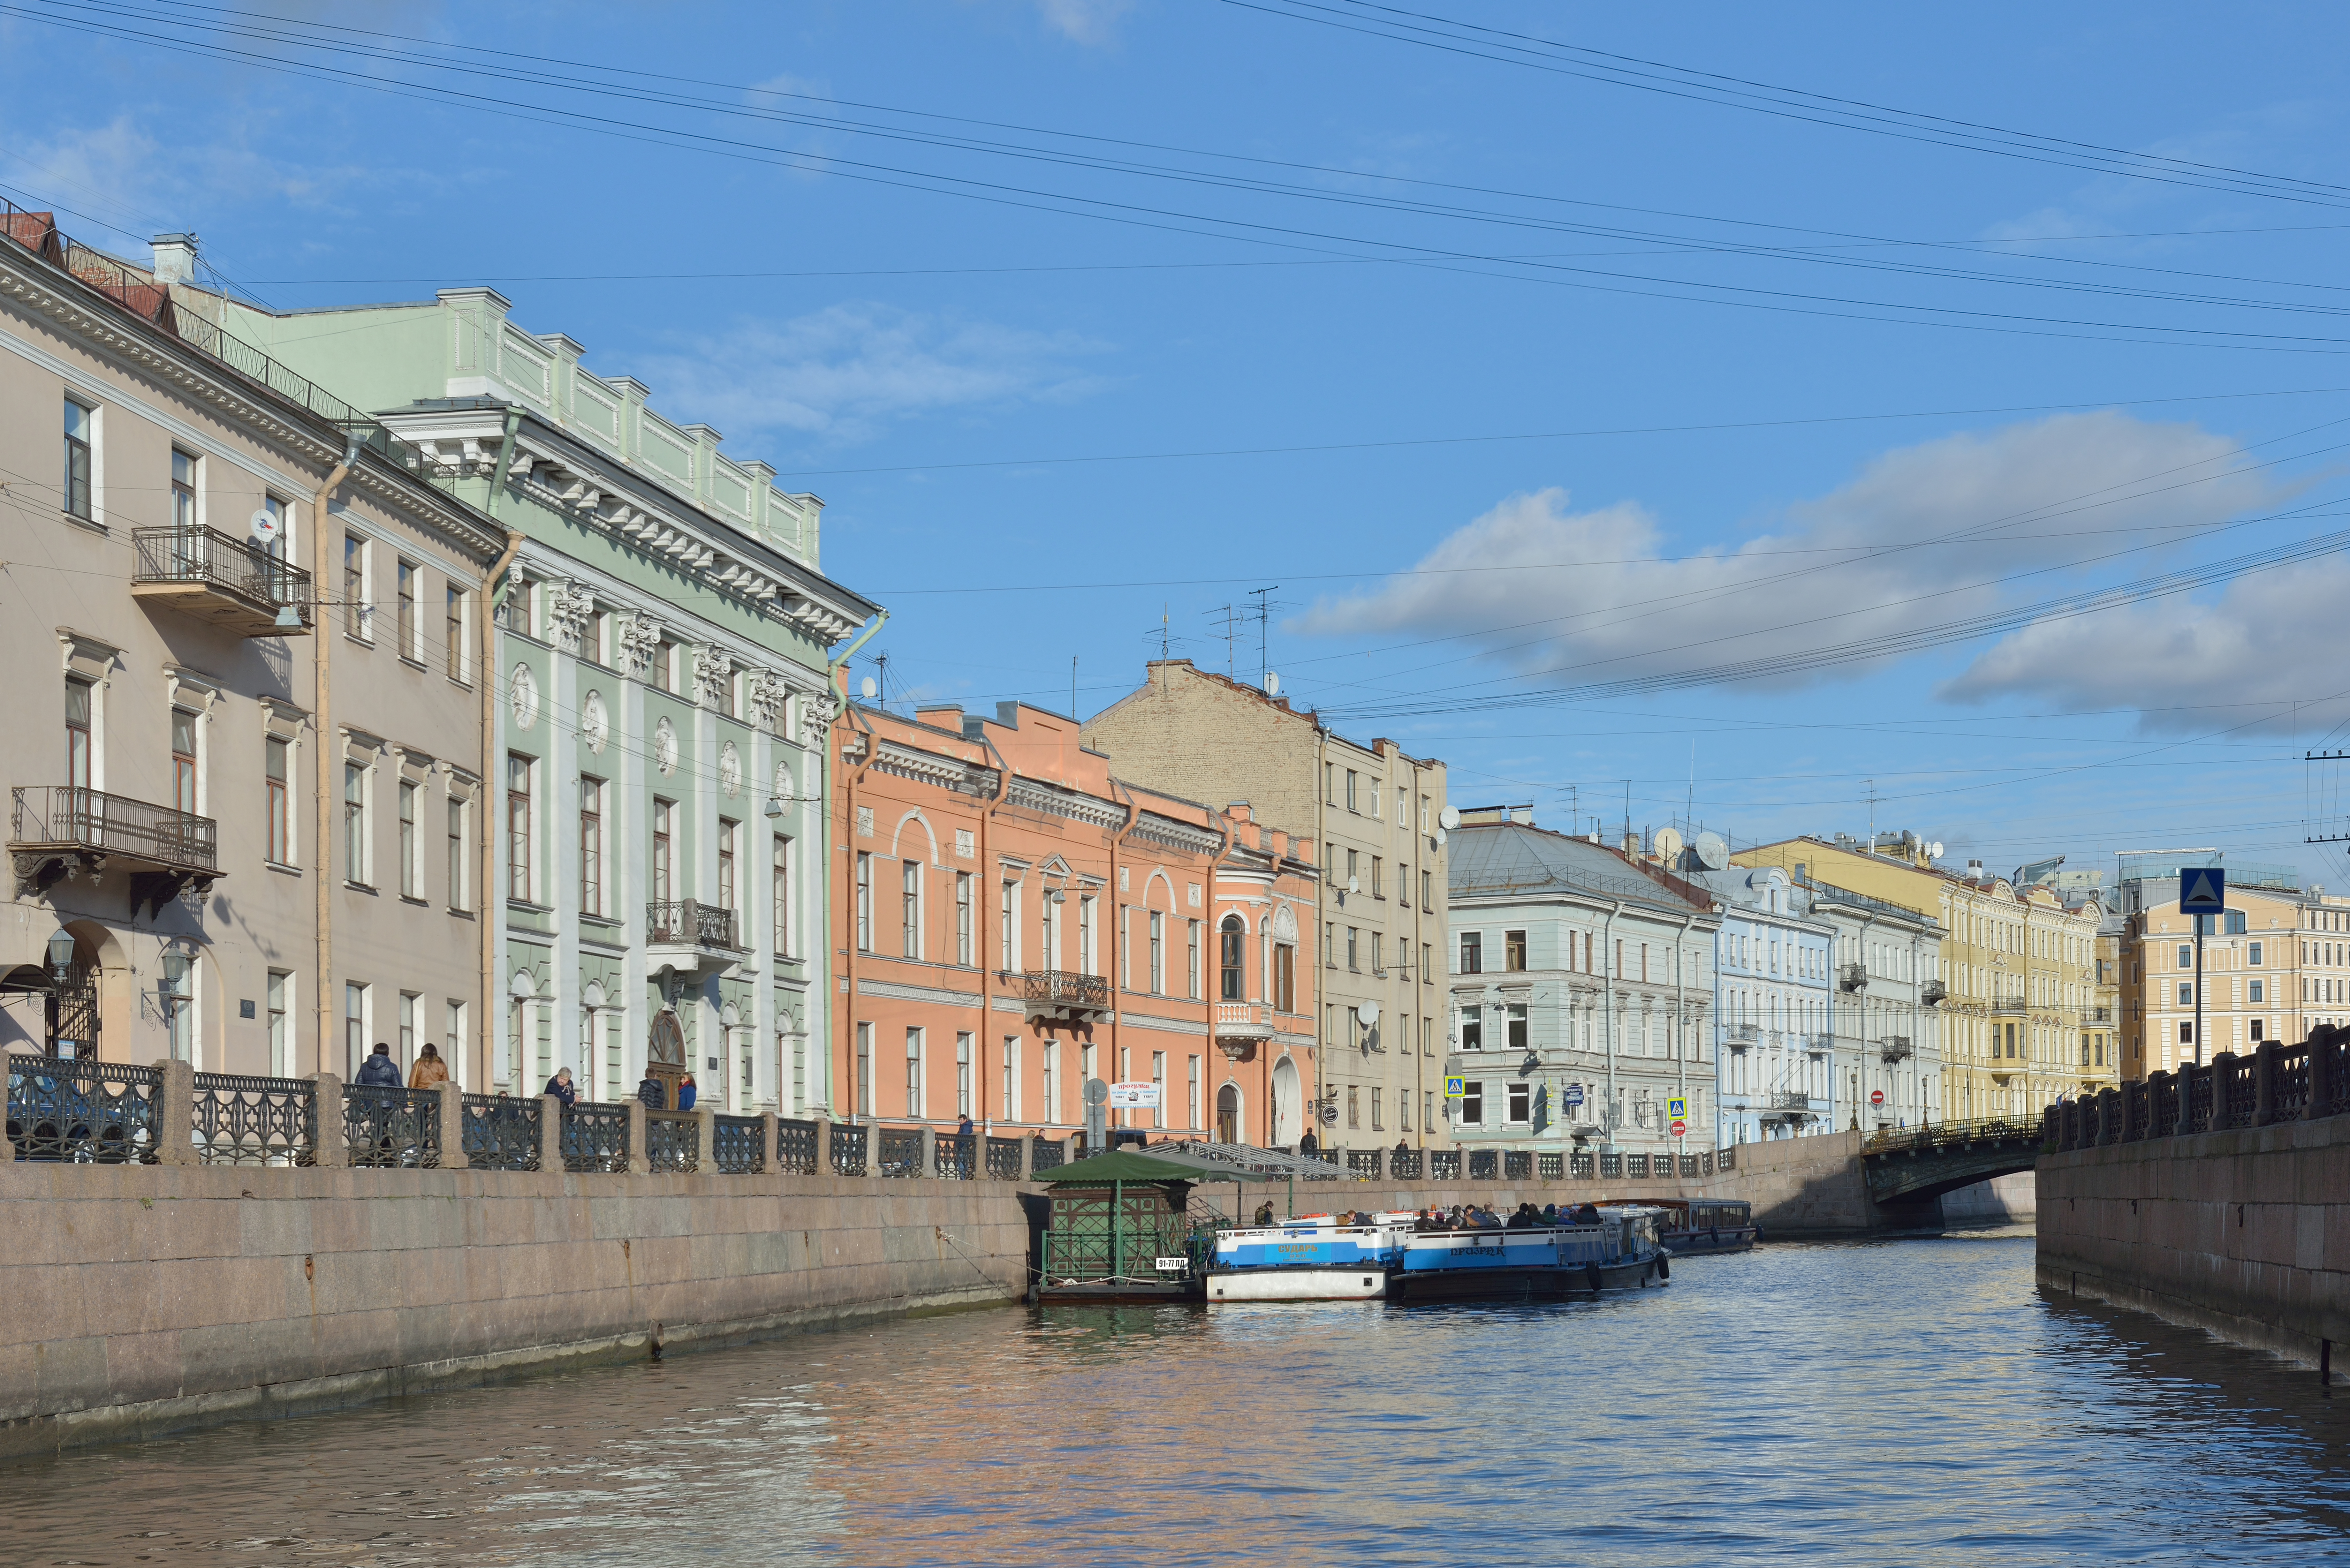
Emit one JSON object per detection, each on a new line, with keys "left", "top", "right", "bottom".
{"left": 1083, "top": 660, "right": 1451, "bottom": 1147}
{"left": 0, "top": 209, "right": 500, "bottom": 1079}
{"left": 2112, "top": 871, "right": 2345, "bottom": 1081}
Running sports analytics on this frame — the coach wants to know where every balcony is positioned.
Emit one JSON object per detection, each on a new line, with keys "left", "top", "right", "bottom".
{"left": 1725, "top": 1022, "right": 1759, "bottom": 1051}
{"left": 1839, "top": 962, "right": 1869, "bottom": 993}
{"left": 1990, "top": 993, "right": 2029, "bottom": 1015}
{"left": 131, "top": 526, "right": 312, "bottom": 638}
{"left": 1921, "top": 980, "right": 1948, "bottom": 1007}
{"left": 645, "top": 899, "right": 740, "bottom": 974}
{"left": 1014, "top": 969, "right": 1110, "bottom": 1026}
{"left": 10, "top": 785, "right": 220, "bottom": 914}
{"left": 1214, "top": 999, "right": 1275, "bottom": 1059}
{"left": 1879, "top": 1035, "right": 1914, "bottom": 1063}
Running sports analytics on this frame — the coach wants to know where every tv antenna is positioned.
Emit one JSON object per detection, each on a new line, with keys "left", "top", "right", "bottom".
{"left": 1247, "top": 585, "right": 1278, "bottom": 687}
{"left": 1204, "top": 603, "right": 1243, "bottom": 677}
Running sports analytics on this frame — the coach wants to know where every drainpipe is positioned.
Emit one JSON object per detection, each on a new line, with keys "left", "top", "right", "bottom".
{"left": 477, "top": 407, "right": 523, "bottom": 1091}
{"left": 1105, "top": 780, "right": 1139, "bottom": 1136}
{"left": 973, "top": 726, "right": 1011, "bottom": 1131}
{"left": 838, "top": 697, "right": 881, "bottom": 1123}
{"left": 1675, "top": 911, "right": 1695, "bottom": 1136}
{"left": 1601, "top": 899, "right": 1623, "bottom": 1149}
{"left": 1850, "top": 909, "right": 1879, "bottom": 1136}
{"left": 311, "top": 432, "right": 361, "bottom": 1075}
{"left": 820, "top": 611, "right": 887, "bottom": 1119}
{"left": 1313, "top": 724, "right": 1329, "bottom": 1148}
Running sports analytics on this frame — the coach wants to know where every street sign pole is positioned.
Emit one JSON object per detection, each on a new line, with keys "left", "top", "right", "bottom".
{"left": 2180, "top": 869, "right": 2227, "bottom": 1068}
{"left": 2195, "top": 919, "right": 2205, "bottom": 1067}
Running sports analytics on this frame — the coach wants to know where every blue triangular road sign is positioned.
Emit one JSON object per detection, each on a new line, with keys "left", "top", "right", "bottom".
{"left": 2180, "top": 869, "right": 2226, "bottom": 913}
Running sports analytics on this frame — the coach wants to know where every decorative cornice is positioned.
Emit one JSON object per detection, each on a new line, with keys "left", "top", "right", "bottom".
{"left": 1007, "top": 777, "right": 1126, "bottom": 831}
{"left": 1129, "top": 810, "right": 1222, "bottom": 856}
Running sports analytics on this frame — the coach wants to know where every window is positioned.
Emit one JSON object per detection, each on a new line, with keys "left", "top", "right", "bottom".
{"left": 1187, "top": 1053, "right": 1201, "bottom": 1130}
{"left": 2250, "top": 941, "right": 2263, "bottom": 966}
{"left": 170, "top": 449, "right": 197, "bottom": 535}
{"left": 62, "top": 398, "right": 92, "bottom": 519}
{"left": 2225, "top": 911, "right": 2247, "bottom": 936}
{"left": 1001, "top": 880, "right": 1018, "bottom": 971}
{"left": 447, "top": 796, "right": 469, "bottom": 911}
{"left": 344, "top": 532, "right": 368, "bottom": 639}
{"left": 651, "top": 800, "right": 674, "bottom": 904}
{"left": 447, "top": 1000, "right": 468, "bottom": 1087}
{"left": 1149, "top": 911, "right": 1165, "bottom": 994}
{"left": 1460, "top": 932, "right": 1482, "bottom": 974}
{"left": 2251, "top": 1019, "right": 2266, "bottom": 1043}
{"left": 266, "top": 736, "right": 290, "bottom": 863}
{"left": 267, "top": 970, "right": 292, "bottom": 1077}
{"left": 956, "top": 1033, "right": 972, "bottom": 1117}
{"left": 446, "top": 585, "right": 468, "bottom": 683}
{"left": 344, "top": 981, "right": 368, "bottom": 1080}
{"left": 718, "top": 818, "right": 740, "bottom": 918}
{"left": 1461, "top": 1005, "right": 1482, "bottom": 1051}
{"left": 856, "top": 1022, "right": 874, "bottom": 1117}
{"left": 170, "top": 707, "right": 198, "bottom": 815}
{"left": 1002, "top": 1035, "right": 1020, "bottom": 1122}
{"left": 2179, "top": 945, "right": 2193, "bottom": 969}
{"left": 2249, "top": 980, "right": 2264, "bottom": 1004}
{"left": 1505, "top": 930, "right": 1528, "bottom": 972}
{"left": 345, "top": 762, "right": 369, "bottom": 885}
{"left": 1422, "top": 869, "right": 1432, "bottom": 910}
{"left": 1345, "top": 848, "right": 1358, "bottom": 887}
{"left": 1507, "top": 1004, "right": 1528, "bottom": 1051}
{"left": 776, "top": 837, "right": 797, "bottom": 957}
{"left": 1371, "top": 1087, "right": 1383, "bottom": 1131}
{"left": 1346, "top": 927, "right": 1359, "bottom": 972}
{"left": 954, "top": 871, "right": 972, "bottom": 965}
{"left": 1400, "top": 1087, "right": 1411, "bottom": 1131}
{"left": 1273, "top": 942, "right": 1295, "bottom": 1012}
{"left": 399, "top": 780, "right": 421, "bottom": 899}
{"left": 900, "top": 858, "right": 921, "bottom": 957}
{"left": 1346, "top": 1086, "right": 1359, "bottom": 1130}
{"left": 656, "top": 638, "right": 679, "bottom": 694}
{"left": 2179, "top": 1021, "right": 2195, "bottom": 1046}
{"left": 855, "top": 852, "right": 874, "bottom": 952}
{"left": 1507, "top": 1082, "right": 1530, "bottom": 1123}
{"left": 1460, "top": 1080, "right": 1484, "bottom": 1126}
{"left": 1188, "top": 920, "right": 1202, "bottom": 999}
{"left": 65, "top": 677, "right": 92, "bottom": 789}
{"left": 1346, "top": 770, "right": 1359, "bottom": 811}
{"left": 399, "top": 991, "right": 420, "bottom": 1073}
{"left": 906, "top": 1027, "right": 925, "bottom": 1119}
{"left": 504, "top": 754, "right": 531, "bottom": 901}
{"left": 396, "top": 560, "right": 419, "bottom": 659}
{"left": 1219, "top": 915, "right": 1246, "bottom": 1001}
{"left": 1371, "top": 856, "right": 1383, "bottom": 897}
{"left": 1151, "top": 1051, "right": 1166, "bottom": 1129}
{"left": 579, "top": 777, "right": 603, "bottom": 914}
{"left": 2178, "top": 983, "right": 2193, "bottom": 1006}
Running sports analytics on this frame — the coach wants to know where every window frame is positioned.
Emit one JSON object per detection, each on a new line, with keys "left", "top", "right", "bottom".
{"left": 579, "top": 775, "right": 604, "bottom": 915}
{"left": 504, "top": 752, "right": 532, "bottom": 903}
{"left": 62, "top": 398, "right": 94, "bottom": 521}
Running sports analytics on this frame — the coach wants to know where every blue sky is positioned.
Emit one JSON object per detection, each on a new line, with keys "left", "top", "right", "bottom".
{"left": 8, "top": 0, "right": 2350, "bottom": 888}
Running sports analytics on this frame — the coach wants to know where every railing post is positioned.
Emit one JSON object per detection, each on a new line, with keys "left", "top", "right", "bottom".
{"left": 152, "top": 1058, "right": 196, "bottom": 1166}
{"left": 308, "top": 1072, "right": 348, "bottom": 1167}
{"left": 2305, "top": 1035, "right": 2333, "bottom": 1123}
{"left": 1018, "top": 1132, "right": 1035, "bottom": 1180}
{"left": 625, "top": 1100, "right": 649, "bottom": 1175}
{"left": 815, "top": 1117, "right": 834, "bottom": 1175}
{"left": 537, "top": 1094, "right": 564, "bottom": 1173}
{"left": 2210, "top": 1051, "right": 2236, "bottom": 1130}
{"left": 2147, "top": 1071, "right": 2171, "bottom": 1137}
{"left": 2254, "top": 1040, "right": 2279, "bottom": 1127}
{"left": 693, "top": 1105, "right": 716, "bottom": 1173}
{"left": 921, "top": 1126, "right": 941, "bottom": 1178}
{"left": 437, "top": 1080, "right": 468, "bottom": 1170}
{"left": 760, "top": 1111, "right": 780, "bottom": 1172}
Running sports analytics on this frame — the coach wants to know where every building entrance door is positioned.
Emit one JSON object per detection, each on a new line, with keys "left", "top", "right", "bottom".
{"left": 48, "top": 959, "right": 98, "bottom": 1059}
{"left": 646, "top": 1008, "right": 688, "bottom": 1107}
{"left": 1215, "top": 1083, "right": 1239, "bottom": 1144}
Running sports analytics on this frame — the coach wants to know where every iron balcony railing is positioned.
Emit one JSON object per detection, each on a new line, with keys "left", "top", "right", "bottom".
{"left": 12, "top": 785, "right": 218, "bottom": 874}
{"left": 1879, "top": 1035, "right": 1914, "bottom": 1062}
{"left": 1839, "top": 963, "right": 1869, "bottom": 992}
{"left": 1017, "top": 970, "right": 1111, "bottom": 1011}
{"left": 1921, "top": 980, "right": 1949, "bottom": 1007}
{"left": 646, "top": 898, "right": 738, "bottom": 950}
{"left": 131, "top": 525, "right": 312, "bottom": 623}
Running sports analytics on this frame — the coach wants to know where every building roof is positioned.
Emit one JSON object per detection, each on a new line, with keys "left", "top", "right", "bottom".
{"left": 1449, "top": 820, "right": 1713, "bottom": 914}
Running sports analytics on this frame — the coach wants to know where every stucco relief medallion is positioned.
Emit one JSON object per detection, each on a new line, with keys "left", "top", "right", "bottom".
{"left": 510, "top": 664, "right": 538, "bottom": 730}
{"left": 580, "top": 690, "right": 609, "bottom": 754}
{"left": 773, "top": 759, "right": 795, "bottom": 803}
{"left": 654, "top": 715, "right": 678, "bottom": 776}
{"left": 719, "top": 742, "right": 742, "bottom": 797}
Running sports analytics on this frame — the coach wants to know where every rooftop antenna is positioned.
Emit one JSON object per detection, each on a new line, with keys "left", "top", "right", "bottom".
{"left": 1623, "top": 779, "right": 1632, "bottom": 854}
{"left": 872, "top": 651, "right": 890, "bottom": 712}
{"left": 1159, "top": 605, "right": 1171, "bottom": 660}
{"left": 1247, "top": 585, "right": 1278, "bottom": 687}
{"left": 1687, "top": 743, "right": 1695, "bottom": 830}
{"left": 1071, "top": 655, "right": 1078, "bottom": 720}
{"left": 1204, "top": 603, "right": 1240, "bottom": 677}
{"left": 1865, "top": 779, "right": 1877, "bottom": 856}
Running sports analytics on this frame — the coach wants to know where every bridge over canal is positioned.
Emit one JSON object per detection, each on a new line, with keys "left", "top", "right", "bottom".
{"left": 1861, "top": 1118, "right": 2047, "bottom": 1222}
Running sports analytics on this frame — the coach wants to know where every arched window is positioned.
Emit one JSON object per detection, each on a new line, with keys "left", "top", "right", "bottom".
{"left": 1219, "top": 915, "right": 1246, "bottom": 1002}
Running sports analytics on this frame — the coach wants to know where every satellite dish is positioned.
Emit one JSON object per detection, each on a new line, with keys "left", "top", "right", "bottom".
{"left": 1692, "top": 831, "right": 1729, "bottom": 871}
{"left": 1439, "top": 806, "right": 1462, "bottom": 831}
{"left": 859, "top": 675, "right": 878, "bottom": 699}
{"left": 1434, "top": 827, "right": 1447, "bottom": 848}
{"left": 1347, "top": 875, "right": 1360, "bottom": 895}
{"left": 1654, "top": 826, "right": 1685, "bottom": 864}
{"left": 1358, "top": 1001, "right": 1380, "bottom": 1026}
{"left": 248, "top": 508, "right": 280, "bottom": 546}
{"left": 1264, "top": 671, "right": 1281, "bottom": 696}
{"left": 1929, "top": 841, "right": 1945, "bottom": 861}
{"left": 1082, "top": 1077, "right": 1110, "bottom": 1108}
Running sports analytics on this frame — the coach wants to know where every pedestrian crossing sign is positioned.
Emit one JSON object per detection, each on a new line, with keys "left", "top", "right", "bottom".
{"left": 2180, "top": 868, "right": 2226, "bottom": 914}
{"left": 1666, "top": 1095, "right": 1688, "bottom": 1122}
{"left": 1444, "top": 1075, "right": 1465, "bottom": 1099}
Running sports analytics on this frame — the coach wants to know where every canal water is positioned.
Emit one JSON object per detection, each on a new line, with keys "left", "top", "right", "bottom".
{"left": 10, "top": 1231, "right": 2350, "bottom": 1566}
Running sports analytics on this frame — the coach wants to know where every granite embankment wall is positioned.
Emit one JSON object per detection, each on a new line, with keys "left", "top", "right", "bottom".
{"left": 2037, "top": 1114, "right": 2350, "bottom": 1377}
{"left": 0, "top": 1160, "right": 1033, "bottom": 1460}
{"left": 0, "top": 1129, "right": 1875, "bottom": 1460}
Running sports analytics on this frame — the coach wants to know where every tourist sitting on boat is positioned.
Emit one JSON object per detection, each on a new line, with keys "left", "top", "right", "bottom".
{"left": 1506, "top": 1203, "right": 1545, "bottom": 1229}
{"left": 1570, "top": 1202, "right": 1602, "bottom": 1225}
{"left": 1254, "top": 1200, "right": 1276, "bottom": 1226}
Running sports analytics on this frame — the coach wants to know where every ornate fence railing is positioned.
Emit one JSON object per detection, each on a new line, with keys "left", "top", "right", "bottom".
{"left": 1390, "top": 1149, "right": 1424, "bottom": 1180}
{"left": 1599, "top": 1152, "right": 1624, "bottom": 1179}
{"left": 343, "top": 1085, "right": 440, "bottom": 1169}
{"left": 1571, "top": 1152, "right": 1596, "bottom": 1179}
{"left": 831, "top": 1122, "right": 869, "bottom": 1177}
{"left": 461, "top": 1093, "right": 541, "bottom": 1170}
{"left": 561, "top": 1101, "right": 629, "bottom": 1173}
{"left": 984, "top": 1136, "right": 1022, "bottom": 1180}
{"left": 1347, "top": 1149, "right": 1381, "bottom": 1179}
{"left": 1467, "top": 1150, "right": 1498, "bottom": 1181}
{"left": 1030, "top": 1135, "right": 1067, "bottom": 1173}
{"left": 713, "top": 1114, "right": 764, "bottom": 1174}
{"left": 1429, "top": 1150, "right": 1461, "bottom": 1180}
{"left": 2050, "top": 1030, "right": 2348, "bottom": 1153}
{"left": 934, "top": 1130, "right": 975, "bottom": 1179}
{"left": 776, "top": 1117, "right": 819, "bottom": 1174}
{"left": 1536, "top": 1151, "right": 1562, "bottom": 1180}
{"left": 1627, "top": 1153, "right": 1649, "bottom": 1178}
{"left": 646, "top": 1112, "right": 700, "bottom": 1173}
{"left": 11, "top": 784, "right": 218, "bottom": 875}
{"left": 877, "top": 1126, "right": 924, "bottom": 1178}
{"left": 1503, "top": 1150, "right": 1532, "bottom": 1181}
{"left": 6, "top": 1054, "right": 158, "bottom": 1162}
{"left": 191, "top": 1071, "right": 313, "bottom": 1165}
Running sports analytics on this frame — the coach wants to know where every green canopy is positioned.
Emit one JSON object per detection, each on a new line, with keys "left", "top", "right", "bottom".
{"left": 1039, "top": 1149, "right": 1282, "bottom": 1186}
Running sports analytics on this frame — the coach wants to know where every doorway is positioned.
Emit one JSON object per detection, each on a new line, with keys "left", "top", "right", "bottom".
{"left": 1271, "top": 1056, "right": 1300, "bottom": 1148}
{"left": 1215, "top": 1082, "right": 1240, "bottom": 1145}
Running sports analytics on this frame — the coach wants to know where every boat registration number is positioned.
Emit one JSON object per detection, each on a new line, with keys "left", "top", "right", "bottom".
{"left": 1153, "top": 1257, "right": 1187, "bottom": 1271}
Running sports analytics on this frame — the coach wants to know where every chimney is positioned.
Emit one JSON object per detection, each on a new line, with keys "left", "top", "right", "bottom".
{"left": 151, "top": 233, "right": 199, "bottom": 286}
{"left": 915, "top": 704, "right": 964, "bottom": 732}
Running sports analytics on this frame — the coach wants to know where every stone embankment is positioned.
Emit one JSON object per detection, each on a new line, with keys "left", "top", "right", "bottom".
{"left": 2037, "top": 1034, "right": 2349, "bottom": 1380}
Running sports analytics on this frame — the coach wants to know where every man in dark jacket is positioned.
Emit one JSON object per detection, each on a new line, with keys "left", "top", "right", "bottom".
{"left": 1299, "top": 1128, "right": 1319, "bottom": 1157}
{"left": 354, "top": 1043, "right": 402, "bottom": 1088}
{"left": 637, "top": 1073, "right": 665, "bottom": 1109}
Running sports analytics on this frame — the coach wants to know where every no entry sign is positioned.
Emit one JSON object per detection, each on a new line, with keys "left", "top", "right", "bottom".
{"left": 1870, "top": 1089, "right": 1885, "bottom": 1107}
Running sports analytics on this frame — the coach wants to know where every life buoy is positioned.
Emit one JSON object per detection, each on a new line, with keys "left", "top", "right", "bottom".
{"left": 1584, "top": 1261, "right": 1603, "bottom": 1293}
{"left": 1656, "top": 1253, "right": 1670, "bottom": 1281}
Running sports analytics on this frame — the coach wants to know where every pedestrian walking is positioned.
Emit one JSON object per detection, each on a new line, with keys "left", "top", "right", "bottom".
{"left": 637, "top": 1072, "right": 666, "bottom": 1109}
{"left": 956, "top": 1112, "right": 975, "bottom": 1175}
{"left": 676, "top": 1073, "right": 698, "bottom": 1111}
{"left": 408, "top": 1043, "right": 449, "bottom": 1090}
{"left": 354, "top": 1042, "right": 402, "bottom": 1087}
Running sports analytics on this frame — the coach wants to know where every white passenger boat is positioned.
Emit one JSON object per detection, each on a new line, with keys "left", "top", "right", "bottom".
{"left": 1205, "top": 1212, "right": 1417, "bottom": 1304}
{"left": 1387, "top": 1206, "right": 1671, "bottom": 1303}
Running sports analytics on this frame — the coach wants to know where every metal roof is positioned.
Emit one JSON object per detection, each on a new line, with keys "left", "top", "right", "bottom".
{"left": 1448, "top": 821, "right": 1713, "bottom": 914}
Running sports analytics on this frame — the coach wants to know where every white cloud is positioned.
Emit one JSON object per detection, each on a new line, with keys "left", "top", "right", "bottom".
{"left": 0, "top": 113, "right": 366, "bottom": 241}
{"left": 1298, "top": 413, "right": 2283, "bottom": 697}
{"left": 638, "top": 303, "right": 1113, "bottom": 444}
{"left": 1938, "top": 560, "right": 2350, "bottom": 733}
{"left": 1035, "top": 0, "right": 1134, "bottom": 44}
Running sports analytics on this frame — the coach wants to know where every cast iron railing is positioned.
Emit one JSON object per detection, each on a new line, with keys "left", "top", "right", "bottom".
{"left": 777, "top": 1116, "right": 819, "bottom": 1174}
{"left": 646, "top": 1111, "right": 699, "bottom": 1173}
{"left": 1391, "top": 1149, "right": 1424, "bottom": 1180}
{"left": 985, "top": 1135, "right": 1022, "bottom": 1180}
{"left": 1863, "top": 1116, "right": 2041, "bottom": 1156}
{"left": 1467, "top": 1150, "right": 1498, "bottom": 1180}
{"left": 934, "top": 1129, "right": 976, "bottom": 1179}
{"left": 461, "top": 1093, "right": 541, "bottom": 1170}
{"left": 1013, "top": 970, "right": 1111, "bottom": 1011}
{"left": 1429, "top": 1150, "right": 1461, "bottom": 1180}
{"left": 1030, "top": 1135, "right": 1067, "bottom": 1173}
{"left": 11, "top": 785, "right": 218, "bottom": 873}
{"left": 1600, "top": 1152, "right": 1624, "bottom": 1179}
{"left": 1571, "top": 1152, "right": 1596, "bottom": 1179}
{"left": 343, "top": 1085, "right": 439, "bottom": 1168}
{"left": 1719, "top": 1146, "right": 1737, "bottom": 1172}
{"left": 191, "top": 1071, "right": 314, "bottom": 1165}
{"left": 6, "top": 1054, "right": 157, "bottom": 1162}
{"left": 878, "top": 1126, "right": 924, "bottom": 1178}
{"left": 831, "top": 1122, "right": 869, "bottom": 1176}
{"left": 1347, "top": 1149, "right": 1381, "bottom": 1178}
{"left": 1537, "top": 1151, "right": 1562, "bottom": 1180}
{"left": 561, "top": 1100, "right": 629, "bottom": 1173}
{"left": 645, "top": 898, "right": 738, "bottom": 950}
{"left": 1628, "top": 1153, "right": 1650, "bottom": 1178}
{"left": 713, "top": 1114, "right": 764, "bottom": 1174}
{"left": 131, "top": 524, "right": 312, "bottom": 618}
{"left": 1503, "top": 1150, "right": 1532, "bottom": 1180}
{"left": 2050, "top": 1031, "right": 2350, "bottom": 1154}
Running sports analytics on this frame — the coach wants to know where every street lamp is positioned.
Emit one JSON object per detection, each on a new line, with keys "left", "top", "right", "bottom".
{"left": 45, "top": 927, "right": 75, "bottom": 985}
{"left": 159, "top": 947, "right": 192, "bottom": 1062}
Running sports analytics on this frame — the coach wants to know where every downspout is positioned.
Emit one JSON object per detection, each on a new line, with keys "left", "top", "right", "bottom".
{"left": 1601, "top": 899, "right": 1624, "bottom": 1150}
{"left": 1675, "top": 911, "right": 1695, "bottom": 1140}
{"left": 1313, "top": 724, "right": 1329, "bottom": 1146}
{"left": 478, "top": 407, "right": 523, "bottom": 1091}
{"left": 1850, "top": 909, "right": 1879, "bottom": 1136}
{"left": 838, "top": 696, "right": 881, "bottom": 1122}
{"left": 1106, "top": 781, "right": 1139, "bottom": 1136}
{"left": 821, "top": 610, "right": 887, "bottom": 1119}
{"left": 974, "top": 726, "right": 1011, "bottom": 1127}
{"left": 312, "top": 433, "right": 362, "bottom": 1074}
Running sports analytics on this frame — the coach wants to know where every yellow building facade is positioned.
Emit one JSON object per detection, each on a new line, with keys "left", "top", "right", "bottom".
{"left": 1735, "top": 838, "right": 2112, "bottom": 1121}
{"left": 2115, "top": 880, "right": 2350, "bottom": 1079}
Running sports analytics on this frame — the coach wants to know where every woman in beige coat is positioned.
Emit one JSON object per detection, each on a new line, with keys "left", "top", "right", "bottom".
{"left": 408, "top": 1043, "right": 450, "bottom": 1089}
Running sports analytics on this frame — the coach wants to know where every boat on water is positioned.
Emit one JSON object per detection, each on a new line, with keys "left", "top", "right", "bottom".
{"left": 1205, "top": 1212, "right": 1417, "bottom": 1303}
{"left": 1386, "top": 1206, "right": 1671, "bottom": 1303}
{"left": 1654, "top": 1198, "right": 1758, "bottom": 1256}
